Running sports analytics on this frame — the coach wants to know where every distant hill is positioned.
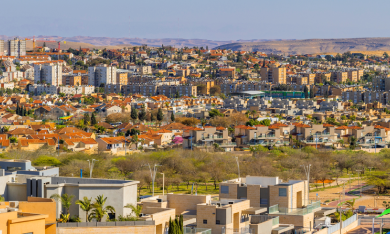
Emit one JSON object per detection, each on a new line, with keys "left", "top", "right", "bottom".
{"left": 216, "top": 37, "right": 390, "bottom": 55}
{"left": 3, "top": 35, "right": 390, "bottom": 55}
{"left": 0, "top": 35, "right": 278, "bottom": 49}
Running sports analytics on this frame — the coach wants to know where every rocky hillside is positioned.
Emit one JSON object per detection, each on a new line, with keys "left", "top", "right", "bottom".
{"left": 217, "top": 37, "right": 390, "bottom": 55}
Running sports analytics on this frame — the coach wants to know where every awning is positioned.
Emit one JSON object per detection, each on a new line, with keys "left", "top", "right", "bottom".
{"left": 242, "top": 207, "right": 267, "bottom": 215}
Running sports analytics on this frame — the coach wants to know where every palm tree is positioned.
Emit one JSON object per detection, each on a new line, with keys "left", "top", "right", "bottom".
{"left": 124, "top": 203, "right": 142, "bottom": 218}
{"left": 50, "top": 193, "right": 75, "bottom": 222}
{"left": 345, "top": 198, "right": 356, "bottom": 212}
{"left": 89, "top": 195, "right": 115, "bottom": 222}
{"left": 76, "top": 197, "right": 93, "bottom": 222}
{"left": 250, "top": 110, "right": 257, "bottom": 118}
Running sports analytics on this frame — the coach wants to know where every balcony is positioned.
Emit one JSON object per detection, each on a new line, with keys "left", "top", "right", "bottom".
{"left": 269, "top": 200, "right": 321, "bottom": 216}
{"left": 249, "top": 141, "right": 290, "bottom": 146}
{"left": 255, "top": 134, "right": 276, "bottom": 139}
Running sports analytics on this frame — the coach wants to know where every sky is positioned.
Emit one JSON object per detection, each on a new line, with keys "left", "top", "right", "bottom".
{"left": 1, "top": 0, "right": 390, "bottom": 41}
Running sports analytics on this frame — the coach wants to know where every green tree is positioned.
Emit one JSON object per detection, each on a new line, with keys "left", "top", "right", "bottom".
{"left": 124, "top": 203, "right": 143, "bottom": 219}
{"left": 50, "top": 193, "right": 75, "bottom": 222}
{"left": 131, "top": 108, "right": 138, "bottom": 121}
{"left": 171, "top": 112, "right": 175, "bottom": 122}
{"left": 91, "top": 113, "right": 97, "bottom": 125}
{"left": 157, "top": 108, "right": 164, "bottom": 122}
{"left": 9, "top": 136, "right": 18, "bottom": 144}
{"left": 89, "top": 195, "right": 115, "bottom": 222}
{"left": 138, "top": 108, "right": 146, "bottom": 121}
{"left": 384, "top": 52, "right": 389, "bottom": 58}
{"left": 209, "top": 109, "right": 224, "bottom": 118}
{"left": 84, "top": 113, "right": 91, "bottom": 124}
{"left": 304, "top": 86, "right": 309, "bottom": 99}
{"left": 75, "top": 197, "right": 93, "bottom": 222}
{"left": 0, "top": 195, "right": 4, "bottom": 202}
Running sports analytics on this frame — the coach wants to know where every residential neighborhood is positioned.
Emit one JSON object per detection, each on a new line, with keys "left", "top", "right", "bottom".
{"left": 3, "top": 0, "right": 390, "bottom": 234}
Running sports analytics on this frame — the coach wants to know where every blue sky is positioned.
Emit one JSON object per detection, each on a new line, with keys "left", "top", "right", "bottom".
{"left": 1, "top": 0, "right": 389, "bottom": 40}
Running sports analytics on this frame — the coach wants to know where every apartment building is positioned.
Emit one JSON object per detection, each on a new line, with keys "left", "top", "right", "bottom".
{"left": 260, "top": 65, "right": 286, "bottom": 84}
{"left": 291, "top": 123, "right": 338, "bottom": 148}
{"left": 218, "top": 68, "right": 236, "bottom": 78}
{"left": 34, "top": 62, "right": 63, "bottom": 86}
{"left": 372, "top": 75, "right": 390, "bottom": 91}
{"left": 28, "top": 84, "right": 58, "bottom": 95}
{"left": 363, "top": 91, "right": 386, "bottom": 104}
{"left": 223, "top": 97, "right": 247, "bottom": 110}
{"left": 106, "top": 84, "right": 123, "bottom": 94}
{"left": 88, "top": 65, "right": 117, "bottom": 86}
{"left": 157, "top": 85, "right": 197, "bottom": 97}
{"left": 140, "top": 66, "right": 152, "bottom": 75}
{"left": 219, "top": 176, "right": 320, "bottom": 229}
{"left": 7, "top": 38, "right": 26, "bottom": 57}
{"left": 0, "top": 40, "right": 3, "bottom": 56}
{"left": 0, "top": 197, "right": 57, "bottom": 234}
{"left": 342, "top": 91, "right": 364, "bottom": 103}
{"left": 58, "top": 85, "right": 94, "bottom": 95}
{"left": 332, "top": 71, "right": 348, "bottom": 83}
{"left": 234, "top": 124, "right": 290, "bottom": 147}
{"left": 347, "top": 69, "right": 364, "bottom": 82}
{"left": 183, "top": 126, "right": 234, "bottom": 151}
{"left": 127, "top": 75, "right": 162, "bottom": 84}
{"left": 319, "top": 100, "right": 343, "bottom": 111}
{"left": 314, "top": 72, "right": 331, "bottom": 84}
{"left": 116, "top": 71, "right": 128, "bottom": 85}
{"left": 301, "top": 72, "right": 315, "bottom": 84}
{"left": 62, "top": 74, "right": 81, "bottom": 86}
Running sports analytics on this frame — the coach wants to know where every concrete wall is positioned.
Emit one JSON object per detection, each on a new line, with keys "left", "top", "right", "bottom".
{"left": 167, "top": 194, "right": 210, "bottom": 215}
{"left": 7, "top": 183, "right": 27, "bottom": 201}
{"left": 278, "top": 213, "right": 314, "bottom": 228}
{"left": 249, "top": 218, "right": 273, "bottom": 234}
{"left": 0, "top": 175, "right": 10, "bottom": 200}
{"left": 57, "top": 225, "right": 156, "bottom": 234}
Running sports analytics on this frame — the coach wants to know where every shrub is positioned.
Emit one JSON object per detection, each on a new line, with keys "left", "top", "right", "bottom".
{"left": 33, "top": 156, "right": 62, "bottom": 166}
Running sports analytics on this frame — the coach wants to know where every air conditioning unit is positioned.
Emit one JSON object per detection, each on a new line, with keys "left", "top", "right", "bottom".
{"left": 157, "top": 198, "right": 162, "bottom": 203}
{"left": 216, "top": 203, "right": 221, "bottom": 207}
{"left": 228, "top": 201, "right": 234, "bottom": 205}
{"left": 139, "top": 213, "right": 145, "bottom": 217}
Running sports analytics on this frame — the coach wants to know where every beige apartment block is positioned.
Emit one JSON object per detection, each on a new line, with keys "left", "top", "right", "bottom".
{"left": 260, "top": 65, "right": 286, "bottom": 84}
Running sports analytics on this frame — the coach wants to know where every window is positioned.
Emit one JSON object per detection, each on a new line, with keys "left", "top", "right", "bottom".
{"left": 203, "top": 220, "right": 207, "bottom": 224}
{"left": 279, "top": 188, "right": 287, "bottom": 197}
{"left": 221, "top": 185, "right": 229, "bottom": 194}
{"left": 216, "top": 220, "right": 220, "bottom": 224}
{"left": 260, "top": 198, "right": 268, "bottom": 205}
{"left": 108, "top": 213, "right": 115, "bottom": 220}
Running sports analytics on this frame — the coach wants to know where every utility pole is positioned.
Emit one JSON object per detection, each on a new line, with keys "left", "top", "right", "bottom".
{"left": 87, "top": 159, "right": 98, "bottom": 178}
{"left": 301, "top": 164, "right": 311, "bottom": 204}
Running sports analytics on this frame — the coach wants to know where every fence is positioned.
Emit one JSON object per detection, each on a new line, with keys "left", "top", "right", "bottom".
{"left": 222, "top": 226, "right": 252, "bottom": 234}
{"left": 325, "top": 214, "right": 357, "bottom": 234}
{"left": 56, "top": 220, "right": 155, "bottom": 227}
{"left": 183, "top": 227, "right": 212, "bottom": 234}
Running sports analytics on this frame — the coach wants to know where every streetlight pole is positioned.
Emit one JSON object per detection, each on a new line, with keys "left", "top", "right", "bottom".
{"left": 356, "top": 170, "right": 362, "bottom": 196}
{"left": 148, "top": 164, "right": 161, "bottom": 197}
{"left": 301, "top": 164, "right": 311, "bottom": 205}
{"left": 235, "top": 157, "right": 240, "bottom": 179}
{"left": 160, "top": 172, "right": 165, "bottom": 196}
{"left": 87, "top": 159, "right": 98, "bottom": 178}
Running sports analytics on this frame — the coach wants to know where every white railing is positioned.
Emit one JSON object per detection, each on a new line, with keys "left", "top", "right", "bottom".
{"left": 326, "top": 214, "right": 357, "bottom": 234}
